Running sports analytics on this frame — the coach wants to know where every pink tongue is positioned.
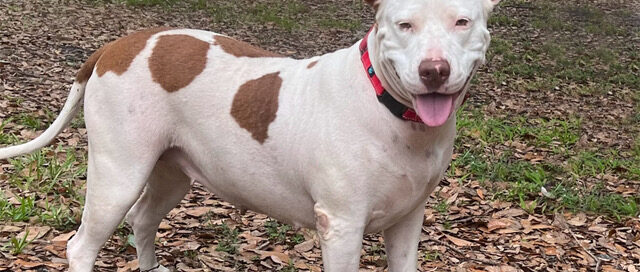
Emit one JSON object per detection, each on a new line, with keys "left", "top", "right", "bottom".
{"left": 415, "top": 93, "right": 454, "bottom": 127}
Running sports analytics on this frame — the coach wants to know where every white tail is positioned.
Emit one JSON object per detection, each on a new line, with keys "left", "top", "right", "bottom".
{"left": 0, "top": 82, "right": 86, "bottom": 159}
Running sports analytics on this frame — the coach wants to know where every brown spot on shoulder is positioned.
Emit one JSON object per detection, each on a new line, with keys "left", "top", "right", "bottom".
{"left": 307, "top": 60, "right": 318, "bottom": 69}
{"left": 149, "top": 35, "right": 210, "bottom": 92}
{"left": 75, "top": 45, "right": 108, "bottom": 83}
{"left": 231, "top": 72, "right": 283, "bottom": 144}
{"left": 214, "top": 35, "right": 283, "bottom": 58}
{"left": 95, "top": 27, "right": 172, "bottom": 77}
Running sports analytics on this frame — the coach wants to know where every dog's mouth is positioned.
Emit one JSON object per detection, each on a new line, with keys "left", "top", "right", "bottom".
{"left": 414, "top": 91, "right": 461, "bottom": 127}
{"left": 413, "top": 70, "right": 475, "bottom": 127}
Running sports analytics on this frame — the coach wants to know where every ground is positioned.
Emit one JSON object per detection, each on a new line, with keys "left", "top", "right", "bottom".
{"left": 0, "top": 0, "right": 639, "bottom": 271}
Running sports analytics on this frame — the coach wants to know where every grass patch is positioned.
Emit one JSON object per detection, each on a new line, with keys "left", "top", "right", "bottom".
{"left": 16, "top": 113, "right": 42, "bottom": 130}
{"left": 6, "top": 230, "right": 33, "bottom": 255}
{"left": 90, "top": 0, "right": 178, "bottom": 7}
{"left": 0, "top": 119, "right": 19, "bottom": 145}
{"left": 449, "top": 145, "right": 640, "bottom": 218}
{"left": 264, "top": 220, "right": 304, "bottom": 246}
{"left": 555, "top": 184, "right": 639, "bottom": 220}
{"left": 457, "top": 110, "right": 581, "bottom": 148}
{"left": 0, "top": 194, "right": 37, "bottom": 222}
{"left": 568, "top": 150, "right": 639, "bottom": 180}
{"left": 248, "top": 2, "right": 307, "bottom": 31}
{"left": 1, "top": 147, "right": 86, "bottom": 230}
{"left": 212, "top": 223, "right": 239, "bottom": 254}
{"left": 89, "top": 0, "right": 365, "bottom": 32}
{"left": 454, "top": 108, "right": 639, "bottom": 219}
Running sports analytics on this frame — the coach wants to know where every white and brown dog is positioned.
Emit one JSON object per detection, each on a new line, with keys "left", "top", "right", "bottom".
{"left": 0, "top": 0, "right": 500, "bottom": 271}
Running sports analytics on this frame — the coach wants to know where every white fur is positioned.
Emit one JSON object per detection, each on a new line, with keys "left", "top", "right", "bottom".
{"left": 0, "top": 0, "right": 499, "bottom": 271}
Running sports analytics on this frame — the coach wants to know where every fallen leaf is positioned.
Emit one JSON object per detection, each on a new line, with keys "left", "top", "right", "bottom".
{"left": 294, "top": 239, "right": 315, "bottom": 253}
{"left": 258, "top": 250, "right": 290, "bottom": 265}
{"left": 13, "top": 259, "right": 43, "bottom": 269}
{"left": 487, "top": 219, "right": 512, "bottom": 232}
{"left": 493, "top": 208, "right": 525, "bottom": 218}
{"left": 184, "top": 207, "right": 210, "bottom": 217}
{"left": 116, "top": 259, "right": 138, "bottom": 272}
{"left": 158, "top": 221, "right": 172, "bottom": 230}
{"left": 476, "top": 189, "right": 485, "bottom": 200}
{"left": 52, "top": 231, "right": 76, "bottom": 247}
{"left": 568, "top": 213, "right": 587, "bottom": 227}
{"left": 445, "top": 235, "right": 475, "bottom": 247}
{"left": 18, "top": 226, "right": 51, "bottom": 241}
{"left": 1, "top": 226, "right": 22, "bottom": 232}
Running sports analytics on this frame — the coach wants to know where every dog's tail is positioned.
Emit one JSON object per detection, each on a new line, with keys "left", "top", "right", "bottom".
{"left": 0, "top": 47, "right": 106, "bottom": 160}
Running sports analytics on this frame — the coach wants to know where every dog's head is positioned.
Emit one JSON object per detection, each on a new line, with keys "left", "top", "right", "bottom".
{"left": 365, "top": 0, "right": 500, "bottom": 127}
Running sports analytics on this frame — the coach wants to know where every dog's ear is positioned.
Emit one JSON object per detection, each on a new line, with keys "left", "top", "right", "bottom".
{"left": 364, "top": 0, "right": 381, "bottom": 11}
{"left": 484, "top": 0, "right": 501, "bottom": 12}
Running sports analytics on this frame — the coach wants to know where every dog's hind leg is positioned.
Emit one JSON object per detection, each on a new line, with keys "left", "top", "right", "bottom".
{"left": 66, "top": 144, "right": 162, "bottom": 272}
{"left": 125, "top": 159, "right": 191, "bottom": 272}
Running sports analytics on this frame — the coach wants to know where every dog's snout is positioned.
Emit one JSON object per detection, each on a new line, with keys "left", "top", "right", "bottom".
{"left": 419, "top": 59, "right": 450, "bottom": 91}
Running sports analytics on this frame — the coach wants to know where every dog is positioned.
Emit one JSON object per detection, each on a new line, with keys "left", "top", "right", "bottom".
{"left": 0, "top": 0, "right": 500, "bottom": 271}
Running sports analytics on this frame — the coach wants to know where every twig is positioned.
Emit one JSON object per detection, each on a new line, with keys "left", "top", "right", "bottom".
{"left": 568, "top": 228, "right": 601, "bottom": 272}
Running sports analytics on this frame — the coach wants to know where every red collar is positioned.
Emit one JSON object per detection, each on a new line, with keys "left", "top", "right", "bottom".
{"left": 359, "top": 28, "right": 423, "bottom": 123}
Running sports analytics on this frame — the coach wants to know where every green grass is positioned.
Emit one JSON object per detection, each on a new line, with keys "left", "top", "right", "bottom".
{"left": 89, "top": 0, "right": 365, "bottom": 32}
{"left": 212, "top": 223, "right": 239, "bottom": 254}
{"left": 16, "top": 113, "right": 42, "bottom": 130}
{"left": 91, "top": 0, "right": 179, "bottom": 7}
{"left": 0, "top": 119, "right": 19, "bottom": 145}
{"left": 555, "top": 184, "right": 639, "bottom": 220}
{"left": 0, "top": 194, "right": 37, "bottom": 222}
{"left": 453, "top": 106, "right": 640, "bottom": 219}
{"left": 450, "top": 144, "right": 640, "bottom": 218}
{"left": 1, "top": 147, "right": 86, "bottom": 230}
{"left": 264, "top": 220, "right": 304, "bottom": 246}
{"left": 248, "top": 2, "right": 306, "bottom": 31}
{"left": 569, "top": 150, "right": 640, "bottom": 180}
{"left": 6, "top": 229, "right": 32, "bottom": 255}
{"left": 457, "top": 110, "right": 581, "bottom": 148}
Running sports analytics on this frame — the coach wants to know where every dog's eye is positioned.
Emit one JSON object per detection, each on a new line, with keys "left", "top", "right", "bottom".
{"left": 456, "top": 18, "right": 471, "bottom": 27}
{"left": 398, "top": 22, "right": 413, "bottom": 31}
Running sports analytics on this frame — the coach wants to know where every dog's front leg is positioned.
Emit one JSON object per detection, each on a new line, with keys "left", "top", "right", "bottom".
{"left": 314, "top": 203, "right": 366, "bottom": 271}
{"left": 382, "top": 204, "right": 425, "bottom": 272}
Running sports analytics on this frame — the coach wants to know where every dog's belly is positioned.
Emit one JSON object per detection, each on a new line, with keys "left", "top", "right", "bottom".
{"left": 160, "top": 140, "right": 318, "bottom": 229}
{"left": 165, "top": 137, "right": 450, "bottom": 234}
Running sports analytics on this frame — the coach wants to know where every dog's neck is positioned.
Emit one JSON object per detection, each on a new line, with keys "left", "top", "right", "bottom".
{"left": 366, "top": 26, "right": 413, "bottom": 109}
{"left": 358, "top": 27, "right": 422, "bottom": 123}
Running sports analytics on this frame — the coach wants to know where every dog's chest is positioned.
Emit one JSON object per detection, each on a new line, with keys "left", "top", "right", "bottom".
{"left": 362, "top": 131, "right": 453, "bottom": 231}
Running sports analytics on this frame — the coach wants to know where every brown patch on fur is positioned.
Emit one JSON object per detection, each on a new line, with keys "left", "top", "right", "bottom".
{"left": 149, "top": 35, "right": 210, "bottom": 92}
{"left": 75, "top": 46, "right": 108, "bottom": 83}
{"left": 214, "top": 35, "right": 283, "bottom": 58}
{"left": 231, "top": 72, "right": 283, "bottom": 144}
{"left": 96, "top": 27, "right": 172, "bottom": 77}
{"left": 307, "top": 60, "right": 318, "bottom": 69}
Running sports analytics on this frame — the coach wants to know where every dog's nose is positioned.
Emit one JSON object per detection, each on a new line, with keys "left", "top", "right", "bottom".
{"left": 419, "top": 59, "right": 450, "bottom": 91}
